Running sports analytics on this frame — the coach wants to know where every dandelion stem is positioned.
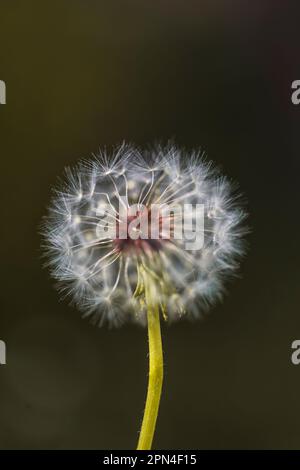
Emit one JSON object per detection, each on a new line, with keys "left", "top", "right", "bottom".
{"left": 137, "top": 271, "right": 163, "bottom": 450}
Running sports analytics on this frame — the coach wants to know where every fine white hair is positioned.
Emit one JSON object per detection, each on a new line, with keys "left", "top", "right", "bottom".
{"left": 42, "top": 143, "right": 247, "bottom": 327}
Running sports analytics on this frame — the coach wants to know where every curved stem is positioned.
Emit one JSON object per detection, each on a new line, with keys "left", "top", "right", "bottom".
{"left": 137, "top": 273, "right": 163, "bottom": 450}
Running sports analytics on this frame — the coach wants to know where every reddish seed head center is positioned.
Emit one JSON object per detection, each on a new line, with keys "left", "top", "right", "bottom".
{"left": 113, "top": 208, "right": 171, "bottom": 253}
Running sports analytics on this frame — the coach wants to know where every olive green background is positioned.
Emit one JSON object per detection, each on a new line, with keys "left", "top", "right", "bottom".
{"left": 0, "top": 1, "right": 299, "bottom": 449}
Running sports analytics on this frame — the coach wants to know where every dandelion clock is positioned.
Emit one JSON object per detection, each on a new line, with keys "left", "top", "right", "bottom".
{"left": 42, "top": 143, "right": 247, "bottom": 449}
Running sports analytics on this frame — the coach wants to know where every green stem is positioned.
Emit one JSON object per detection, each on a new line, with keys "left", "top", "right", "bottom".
{"left": 137, "top": 271, "right": 164, "bottom": 450}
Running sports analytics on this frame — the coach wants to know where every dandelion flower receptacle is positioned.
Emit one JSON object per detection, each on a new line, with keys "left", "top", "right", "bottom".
{"left": 42, "top": 143, "right": 247, "bottom": 449}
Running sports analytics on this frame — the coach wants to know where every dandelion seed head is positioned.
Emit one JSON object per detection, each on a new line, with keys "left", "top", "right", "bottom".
{"left": 42, "top": 143, "right": 247, "bottom": 326}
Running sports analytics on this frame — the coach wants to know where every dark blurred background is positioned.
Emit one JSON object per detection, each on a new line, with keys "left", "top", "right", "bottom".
{"left": 0, "top": 0, "right": 300, "bottom": 449}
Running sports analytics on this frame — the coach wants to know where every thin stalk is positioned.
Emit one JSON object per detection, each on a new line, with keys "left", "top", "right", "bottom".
{"left": 137, "top": 272, "right": 163, "bottom": 450}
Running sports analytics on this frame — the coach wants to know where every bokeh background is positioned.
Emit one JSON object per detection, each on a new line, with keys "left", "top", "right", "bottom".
{"left": 0, "top": 0, "right": 300, "bottom": 449}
